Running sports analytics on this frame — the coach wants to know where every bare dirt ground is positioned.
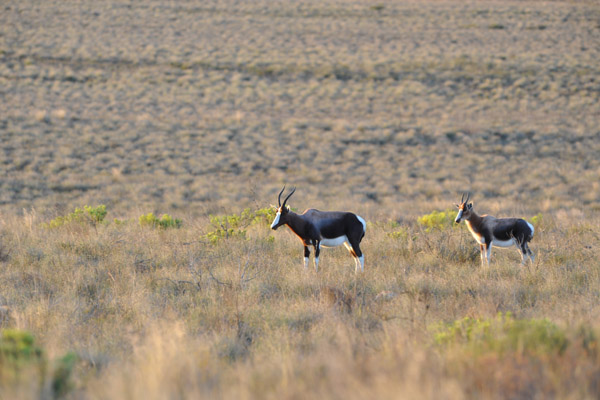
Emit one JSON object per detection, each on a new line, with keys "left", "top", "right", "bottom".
{"left": 1, "top": 0, "right": 599, "bottom": 220}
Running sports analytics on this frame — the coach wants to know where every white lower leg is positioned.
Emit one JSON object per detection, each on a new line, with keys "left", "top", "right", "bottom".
{"left": 314, "top": 257, "right": 319, "bottom": 272}
{"left": 357, "top": 255, "right": 364, "bottom": 273}
{"left": 304, "top": 257, "right": 309, "bottom": 270}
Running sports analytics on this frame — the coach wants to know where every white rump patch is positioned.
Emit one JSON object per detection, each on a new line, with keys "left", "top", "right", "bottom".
{"left": 526, "top": 221, "right": 534, "bottom": 237}
{"left": 270, "top": 211, "right": 281, "bottom": 229}
{"left": 321, "top": 235, "right": 349, "bottom": 248}
{"left": 356, "top": 215, "right": 367, "bottom": 233}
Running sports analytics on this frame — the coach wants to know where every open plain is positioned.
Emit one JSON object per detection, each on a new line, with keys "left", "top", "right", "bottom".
{"left": 1, "top": 0, "right": 600, "bottom": 398}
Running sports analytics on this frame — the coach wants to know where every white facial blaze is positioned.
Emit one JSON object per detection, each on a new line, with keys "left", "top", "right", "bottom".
{"left": 270, "top": 211, "right": 281, "bottom": 229}
{"left": 455, "top": 209, "right": 463, "bottom": 223}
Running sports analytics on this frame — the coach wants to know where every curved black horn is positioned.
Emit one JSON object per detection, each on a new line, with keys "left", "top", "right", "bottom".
{"left": 465, "top": 192, "right": 471, "bottom": 203}
{"left": 460, "top": 193, "right": 465, "bottom": 203}
{"left": 282, "top": 187, "right": 296, "bottom": 208}
{"left": 277, "top": 186, "right": 286, "bottom": 206}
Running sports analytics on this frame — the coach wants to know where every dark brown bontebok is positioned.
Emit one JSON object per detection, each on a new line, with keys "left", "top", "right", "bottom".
{"left": 270, "top": 186, "right": 366, "bottom": 273}
{"left": 455, "top": 193, "right": 535, "bottom": 266}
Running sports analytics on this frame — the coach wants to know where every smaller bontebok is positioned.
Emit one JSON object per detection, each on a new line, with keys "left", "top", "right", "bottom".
{"left": 455, "top": 193, "right": 535, "bottom": 266}
{"left": 270, "top": 186, "right": 366, "bottom": 273}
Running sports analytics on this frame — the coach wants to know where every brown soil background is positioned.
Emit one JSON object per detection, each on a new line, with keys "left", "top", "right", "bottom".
{"left": 2, "top": 0, "right": 599, "bottom": 220}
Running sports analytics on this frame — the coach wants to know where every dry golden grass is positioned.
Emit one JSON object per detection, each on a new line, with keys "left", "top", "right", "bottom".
{"left": 1, "top": 0, "right": 600, "bottom": 398}
{"left": 0, "top": 209, "right": 599, "bottom": 399}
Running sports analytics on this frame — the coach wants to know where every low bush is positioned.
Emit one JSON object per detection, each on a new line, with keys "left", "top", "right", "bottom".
{"left": 433, "top": 313, "right": 568, "bottom": 356}
{"left": 84, "top": 205, "right": 107, "bottom": 225}
{"left": 418, "top": 209, "right": 457, "bottom": 232}
{"left": 51, "top": 352, "right": 78, "bottom": 398}
{"left": 139, "top": 213, "right": 182, "bottom": 229}
{"left": 530, "top": 213, "right": 543, "bottom": 229}
{"left": 45, "top": 205, "right": 107, "bottom": 229}
{"left": 0, "top": 329, "right": 44, "bottom": 366}
{"left": 0, "top": 329, "right": 45, "bottom": 387}
{"left": 205, "top": 207, "right": 276, "bottom": 244}
{"left": 0, "top": 330, "right": 78, "bottom": 398}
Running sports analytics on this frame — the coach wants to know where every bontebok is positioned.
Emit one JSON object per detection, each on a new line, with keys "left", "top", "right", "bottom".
{"left": 270, "top": 186, "right": 366, "bottom": 273}
{"left": 455, "top": 193, "right": 535, "bottom": 266}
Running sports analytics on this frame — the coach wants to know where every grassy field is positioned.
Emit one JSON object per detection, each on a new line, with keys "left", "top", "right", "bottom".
{"left": 1, "top": 0, "right": 600, "bottom": 398}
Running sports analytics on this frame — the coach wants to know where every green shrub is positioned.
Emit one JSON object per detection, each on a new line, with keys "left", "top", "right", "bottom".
{"left": 530, "top": 213, "right": 543, "bottom": 228}
{"left": 139, "top": 213, "right": 157, "bottom": 228}
{"left": 0, "top": 330, "right": 78, "bottom": 398}
{"left": 380, "top": 221, "right": 409, "bottom": 240}
{"left": 0, "top": 329, "right": 44, "bottom": 364}
{"left": 387, "top": 229, "right": 409, "bottom": 240}
{"left": 157, "top": 214, "right": 182, "bottom": 229}
{"left": 83, "top": 205, "right": 107, "bottom": 225}
{"left": 433, "top": 313, "right": 568, "bottom": 356}
{"left": 51, "top": 352, "right": 78, "bottom": 398}
{"left": 418, "top": 209, "right": 457, "bottom": 232}
{"left": 139, "top": 213, "right": 182, "bottom": 229}
{"left": 253, "top": 207, "right": 277, "bottom": 225}
{"left": 45, "top": 205, "right": 107, "bottom": 228}
{"left": 45, "top": 208, "right": 85, "bottom": 229}
{"left": 0, "top": 329, "right": 45, "bottom": 384}
{"left": 205, "top": 215, "right": 246, "bottom": 244}
{"left": 205, "top": 207, "right": 276, "bottom": 244}
{"left": 387, "top": 224, "right": 412, "bottom": 241}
